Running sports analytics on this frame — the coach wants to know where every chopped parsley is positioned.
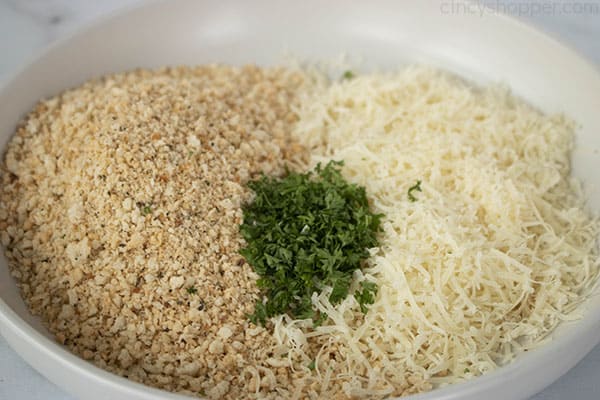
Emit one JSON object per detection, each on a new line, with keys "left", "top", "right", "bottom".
{"left": 240, "top": 161, "right": 382, "bottom": 325}
{"left": 408, "top": 180, "right": 422, "bottom": 202}
{"left": 355, "top": 281, "right": 378, "bottom": 313}
{"left": 186, "top": 286, "right": 197, "bottom": 295}
{"left": 308, "top": 360, "right": 316, "bottom": 370}
{"left": 141, "top": 205, "right": 153, "bottom": 216}
{"left": 342, "top": 70, "right": 355, "bottom": 80}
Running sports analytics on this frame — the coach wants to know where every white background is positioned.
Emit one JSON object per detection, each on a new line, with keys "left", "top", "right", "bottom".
{"left": 0, "top": 1, "right": 599, "bottom": 399}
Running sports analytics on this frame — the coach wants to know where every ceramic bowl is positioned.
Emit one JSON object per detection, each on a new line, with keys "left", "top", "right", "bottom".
{"left": 1, "top": 1, "right": 599, "bottom": 399}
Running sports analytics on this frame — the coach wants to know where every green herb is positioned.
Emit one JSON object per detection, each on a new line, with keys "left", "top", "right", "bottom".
{"left": 464, "top": 368, "right": 470, "bottom": 373}
{"left": 312, "top": 312, "right": 328, "bottom": 327}
{"left": 141, "top": 205, "right": 152, "bottom": 216}
{"left": 240, "top": 161, "right": 382, "bottom": 325}
{"left": 408, "top": 180, "right": 422, "bottom": 202}
{"left": 186, "top": 286, "right": 197, "bottom": 295}
{"left": 342, "top": 70, "right": 355, "bottom": 80}
{"left": 308, "top": 360, "right": 316, "bottom": 370}
{"left": 355, "top": 281, "right": 378, "bottom": 313}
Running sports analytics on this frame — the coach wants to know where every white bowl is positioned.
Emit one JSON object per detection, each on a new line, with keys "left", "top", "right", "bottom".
{"left": 1, "top": 1, "right": 600, "bottom": 399}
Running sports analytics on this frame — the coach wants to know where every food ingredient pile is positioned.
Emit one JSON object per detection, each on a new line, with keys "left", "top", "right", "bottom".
{"left": 1, "top": 64, "right": 598, "bottom": 400}
{"left": 0, "top": 65, "right": 308, "bottom": 398}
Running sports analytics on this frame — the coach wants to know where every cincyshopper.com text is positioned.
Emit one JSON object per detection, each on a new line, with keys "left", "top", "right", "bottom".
{"left": 440, "top": 1, "right": 600, "bottom": 17}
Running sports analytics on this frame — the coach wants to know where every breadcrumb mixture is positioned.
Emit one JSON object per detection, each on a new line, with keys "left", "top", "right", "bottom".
{"left": 0, "top": 65, "right": 310, "bottom": 399}
{"left": 2, "top": 64, "right": 599, "bottom": 400}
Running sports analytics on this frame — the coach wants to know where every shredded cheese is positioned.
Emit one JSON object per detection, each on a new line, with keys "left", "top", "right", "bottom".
{"left": 273, "top": 66, "right": 600, "bottom": 398}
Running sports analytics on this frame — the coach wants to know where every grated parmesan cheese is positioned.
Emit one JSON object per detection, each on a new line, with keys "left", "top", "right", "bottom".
{"left": 273, "top": 66, "right": 600, "bottom": 398}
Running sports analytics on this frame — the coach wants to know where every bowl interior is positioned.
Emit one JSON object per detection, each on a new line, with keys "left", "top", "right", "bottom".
{"left": 1, "top": 1, "right": 600, "bottom": 400}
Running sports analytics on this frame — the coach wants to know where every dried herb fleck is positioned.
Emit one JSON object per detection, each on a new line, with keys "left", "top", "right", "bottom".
{"left": 408, "top": 180, "right": 422, "bottom": 202}
{"left": 186, "top": 286, "right": 197, "bottom": 295}
{"left": 342, "top": 70, "right": 355, "bottom": 80}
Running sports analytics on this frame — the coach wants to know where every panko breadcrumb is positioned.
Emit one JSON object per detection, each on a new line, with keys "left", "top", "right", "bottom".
{"left": 0, "top": 65, "right": 310, "bottom": 399}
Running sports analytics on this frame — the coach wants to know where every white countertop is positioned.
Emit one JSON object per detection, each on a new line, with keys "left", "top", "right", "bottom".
{"left": 0, "top": 1, "right": 599, "bottom": 399}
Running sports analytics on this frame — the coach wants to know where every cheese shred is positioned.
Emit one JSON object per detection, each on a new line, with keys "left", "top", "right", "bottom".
{"left": 271, "top": 66, "right": 599, "bottom": 398}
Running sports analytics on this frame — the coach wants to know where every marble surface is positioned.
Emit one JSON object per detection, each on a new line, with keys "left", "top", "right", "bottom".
{"left": 0, "top": 1, "right": 599, "bottom": 399}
